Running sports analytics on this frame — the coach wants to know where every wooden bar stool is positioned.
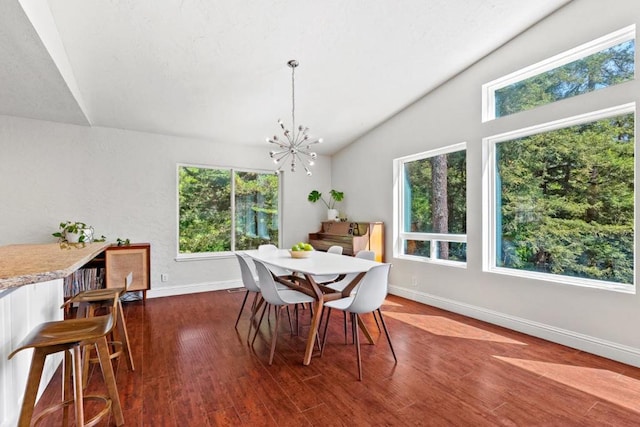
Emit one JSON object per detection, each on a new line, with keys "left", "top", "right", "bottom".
{"left": 63, "top": 272, "right": 135, "bottom": 387}
{"left": 8, "top": 290, "right": 125, "bottom": 427}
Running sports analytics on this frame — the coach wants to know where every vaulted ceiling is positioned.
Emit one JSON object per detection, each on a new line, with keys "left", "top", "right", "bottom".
{"left": 1, "top": 0, "right": 571, "bottom": 155}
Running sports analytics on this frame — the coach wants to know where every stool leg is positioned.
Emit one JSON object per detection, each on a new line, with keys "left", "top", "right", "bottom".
{"left": 16, "top": 348, "right": 47, "bottom": 427}
{"left": 81, "top": 343, "right": 92, "bottom": 389}
{"left": 62, "top": 349, "right": 73, "bottom": 426}
{"left": 72, "top": 345, "right": 85, "bottom": 426}
{"left": 117, "top": 299, "right": 135, "bottom": 371}
{"left": 81, "top": 303, "right": 97, "bottom": 389}
{"left": 95, "top": 336, "right": 125, "bottom": 426}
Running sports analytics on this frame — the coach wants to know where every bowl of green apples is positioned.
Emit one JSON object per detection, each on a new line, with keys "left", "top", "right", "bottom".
{"left": 290, "top": 242, "right": 314, "bottom": 258}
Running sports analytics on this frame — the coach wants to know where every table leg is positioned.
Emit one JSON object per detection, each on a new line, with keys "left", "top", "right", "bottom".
{"left": 302, "top": 274, "right": 324, "bottom": 365}
{"left": 303, "top": 298, "right": 323, "bottom": 365}
{"left": 357, "top": 316, "right": 375, "bottom": 345}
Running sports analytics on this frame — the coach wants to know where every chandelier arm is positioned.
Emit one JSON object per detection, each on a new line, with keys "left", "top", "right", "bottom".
{"left": 274, "top": 151, "right": 290, "bottom": 163}
{"left": 269, "top": 141, "right": 289, "bottom": 149}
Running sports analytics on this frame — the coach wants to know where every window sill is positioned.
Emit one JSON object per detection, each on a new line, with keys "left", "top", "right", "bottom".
{"left": 394, "top": 254, "right": 467, "bottom": 269}
{"left": 486, "top": 266, "right": 635, "bottom": 294}
{"left": 175, "top": 251, "right": 236, "bottom": 262}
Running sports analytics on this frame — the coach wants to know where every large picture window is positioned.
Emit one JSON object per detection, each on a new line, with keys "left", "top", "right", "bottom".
{"left": 178, "top": 165, "right": 280, "bottom": 255}
{"left": 484, "top": 105, "right": 635, "bottom": 290}
{"left": 394, "top": 143, "right": 467, "bottom": 265}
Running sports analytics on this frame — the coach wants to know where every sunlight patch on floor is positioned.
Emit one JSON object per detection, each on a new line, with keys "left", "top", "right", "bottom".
{"left": 494, "top": 356, "right": 640, "bottom": 412}
{"left": 382, "top": 299, "right": 403, "bottom": 307}
{"left": 383, "top": 312, "right": 526, "bottom": 344}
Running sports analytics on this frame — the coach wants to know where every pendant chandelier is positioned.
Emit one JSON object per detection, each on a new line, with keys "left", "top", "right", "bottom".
{"left": 267, "top": 60, "right": 322, "bottom": 176}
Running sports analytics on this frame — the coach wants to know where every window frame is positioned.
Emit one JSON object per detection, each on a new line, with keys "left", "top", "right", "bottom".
{"left": 482, "top": 24, "right": 635, "bottom": 122}
{"left": 482, "top": 103, "right": 636, "bottom": 293}
{"left": 393, "top": 142, "right": 467, "bottom": 267}
{"left": 175, "top": 163, "right": 282, "bottom": 260}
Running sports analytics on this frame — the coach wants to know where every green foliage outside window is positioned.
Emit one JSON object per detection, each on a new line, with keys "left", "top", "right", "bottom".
{"left": 403, "top": 150, "right": 467, "bottom": 261}
{"left": 496, "top": 113, "right": 634, "bottom": 284}
{"left": 496, "top": 40, "right": 634, "bottom": 118}
{"left": 234, "top": 171, "right": 279, "bottom": 250}
{"left": 178, "top": 166, "right": 279, "bottom": 254}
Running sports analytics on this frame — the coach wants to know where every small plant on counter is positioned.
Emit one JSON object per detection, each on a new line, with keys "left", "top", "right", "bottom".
{"left": 116, "top": 237, "right": 131, "bottom": 246}
{"left": 53, "top": 221, "right": 106, "bottom": 244}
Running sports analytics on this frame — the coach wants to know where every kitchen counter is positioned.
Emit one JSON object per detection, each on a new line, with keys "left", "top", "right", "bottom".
{"left": 0, "top": 241, "right": 110, "bottom": 425}
{"left": 0, "top": 242, "right": 110, "bottom": 291}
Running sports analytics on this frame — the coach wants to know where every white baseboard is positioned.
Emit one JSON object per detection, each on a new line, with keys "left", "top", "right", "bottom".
{"left": 147, "top": 280, "right": 240, "bottom": 299}
{"left": 389, "top": 284, "right": 640, "bottom": 368}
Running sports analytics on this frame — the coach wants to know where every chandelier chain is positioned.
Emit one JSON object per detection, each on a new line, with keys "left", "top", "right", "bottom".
{"left": 291, "top": 64, "right": 295, "bottom": 138}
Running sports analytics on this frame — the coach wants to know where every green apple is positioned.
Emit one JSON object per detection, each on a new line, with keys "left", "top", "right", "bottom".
{"left": 303, "top": 243, "right": 313, "bottom": 251}
{"left": 291, "top": 244, "right": 301, "bottom": 251}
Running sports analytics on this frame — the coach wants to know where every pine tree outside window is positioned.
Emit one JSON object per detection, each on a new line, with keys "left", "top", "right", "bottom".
{"left": 393, "top": 143, "right": 467, "bottom": 265}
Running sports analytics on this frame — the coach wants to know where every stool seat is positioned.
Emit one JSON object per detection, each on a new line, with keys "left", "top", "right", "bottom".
{"left": 9, "top": 292, "right": 124, "bottom": 427}
{"left": 11, "top": 316, "right": 113, "bottom": 351}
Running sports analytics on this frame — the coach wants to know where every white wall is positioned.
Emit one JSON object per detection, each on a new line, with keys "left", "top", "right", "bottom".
{"left": 0, "top": 116, "right": 331, "bottom": 296}
{"left": 333, "top": 0, "right": 640, "bottom": 366}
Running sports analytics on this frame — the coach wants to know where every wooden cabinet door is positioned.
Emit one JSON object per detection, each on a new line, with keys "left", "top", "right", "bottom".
{"left": 105, "top": 244, "right": 150, "bottom": 293}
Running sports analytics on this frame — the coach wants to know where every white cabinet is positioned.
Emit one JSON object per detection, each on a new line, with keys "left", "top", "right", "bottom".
{"left": 0, "top": 279, "right": 63, "bottom": 427}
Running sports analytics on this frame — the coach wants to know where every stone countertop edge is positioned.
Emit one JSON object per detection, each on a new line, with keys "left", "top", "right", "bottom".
{"left": 0, "top": 242, "right": 111, "bottom": 291}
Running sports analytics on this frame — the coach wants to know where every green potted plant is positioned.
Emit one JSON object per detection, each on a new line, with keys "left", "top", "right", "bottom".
{"left": 308, "top": 189, "right": 344, "bottom": 221}
{"left": 53, "top": 221, "right": 96, "bottom": 243}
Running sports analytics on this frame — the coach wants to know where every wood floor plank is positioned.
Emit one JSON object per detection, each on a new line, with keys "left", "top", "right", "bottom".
{"left": 29, "top": 290, "right": 640, "bottom": 426}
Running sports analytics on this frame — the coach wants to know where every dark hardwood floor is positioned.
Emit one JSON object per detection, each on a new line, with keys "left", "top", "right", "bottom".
{"left": 33, "top": 290, "right": 640, "bottom": 426}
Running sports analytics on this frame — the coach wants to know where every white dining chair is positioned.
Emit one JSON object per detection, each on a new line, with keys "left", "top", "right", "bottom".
{"left": 320, "top": 263, "right": 396, "bottom": 380}
{"left": 322, "top": 250, "right": 377, "bottom": 343}
{"left": 324, "top": 250, "right": 375, "bottom": 293}
{"left": 235, "top": 252, "right": 293, "bottom": 339}
{"left": 252, "top": 260, "right": 316, "bottom": 365}
{"left": 310, "top": 245, "right": 344, "bottom": 284}
{"left": 258, "top": 244, "right": 293, "bottom": 277}
{"left": 234, "top": 253, "right": 263, "bottom": 341}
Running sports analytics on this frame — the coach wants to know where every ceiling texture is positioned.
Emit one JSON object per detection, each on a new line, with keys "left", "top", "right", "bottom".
{"left": 1, "top": 0, "right": 572, "bottom": 155}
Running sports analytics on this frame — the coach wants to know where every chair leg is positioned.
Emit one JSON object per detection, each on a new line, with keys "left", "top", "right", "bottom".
{"left": 320, "top": 307, "right": 332, "bottom": 357}
{"left": 377, "top": 308, "right": 397, "bottom": 363}
{"left": 372, "top": 310, "right": 382, "bottom": 332}
{"left": 234, "top": 290, "right": 250, "bottom": 329}
{"left": 343, "top": 311, "right": 350, "bottom": 344}
{"left": 246, "top": 293, "right": 260, "bottom": 343}
{"left": 286, "top": 306, "right": 293, "bottom": 335}
{"left": 251, "top": 302, "right": 269, "bottom": 346}
{"left": 353, "top": 313, "right": 363, "bottom": 381}
{"left": 269, "top": 306, "right": 281, "bottom": 365}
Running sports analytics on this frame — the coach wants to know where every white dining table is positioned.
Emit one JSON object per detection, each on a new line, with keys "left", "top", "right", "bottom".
{"left": 243, "top": 248, "right": 384, "bottom": 365}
